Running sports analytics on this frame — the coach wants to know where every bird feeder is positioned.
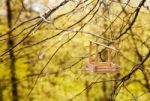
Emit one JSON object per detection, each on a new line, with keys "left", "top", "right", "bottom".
{"left": 86, "top": 41, "right": 120, "bottom": 73}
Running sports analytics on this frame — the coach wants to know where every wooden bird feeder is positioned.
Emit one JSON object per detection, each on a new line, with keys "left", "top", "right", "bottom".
{"left": 86, "top": 41, "right": 120, "bottom": 73}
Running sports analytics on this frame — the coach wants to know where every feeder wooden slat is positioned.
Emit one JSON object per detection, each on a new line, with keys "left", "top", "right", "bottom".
{"left": 86, "top": 62, "right": 120, "bottom": 73}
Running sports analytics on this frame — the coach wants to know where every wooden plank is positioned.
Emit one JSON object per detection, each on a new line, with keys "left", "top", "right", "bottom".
{"left": 90, "top": 41, "right": 119, "bottom": 52}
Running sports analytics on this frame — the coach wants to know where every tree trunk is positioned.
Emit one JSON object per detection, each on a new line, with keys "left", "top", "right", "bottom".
{"left": 6, "top": 0, "right": 18, "bottom": 101}
{"left": 0, "top": 81, "right": 4, "bottom": 101}
{"left": 85, "top": 81, "right": 89, "bottom": 101}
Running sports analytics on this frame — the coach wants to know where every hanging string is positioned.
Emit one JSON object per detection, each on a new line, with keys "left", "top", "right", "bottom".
{"left": 107, "top": 25, "right": 112, "bottom": 62}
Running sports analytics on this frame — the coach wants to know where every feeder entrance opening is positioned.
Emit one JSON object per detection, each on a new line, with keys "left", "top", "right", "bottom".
{"left": 86, "top": 41, "right": 120, "bottom": 73}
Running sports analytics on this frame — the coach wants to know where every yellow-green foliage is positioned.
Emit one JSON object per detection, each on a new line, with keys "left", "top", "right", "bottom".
{"left": 0, "top": 0, "right": 150, "bottom": 101}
